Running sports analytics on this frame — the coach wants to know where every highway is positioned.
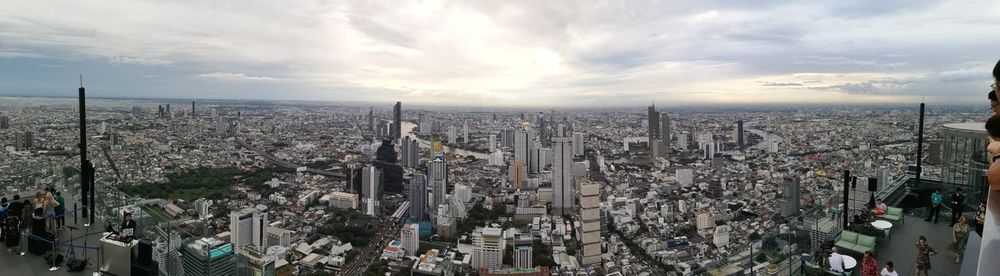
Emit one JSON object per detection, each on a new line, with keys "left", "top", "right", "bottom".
{"left": 236, "top": 139, "right": 346, "bottom": 178}
{"left": 338, "top": 211, "right": 406, "bottom": 275}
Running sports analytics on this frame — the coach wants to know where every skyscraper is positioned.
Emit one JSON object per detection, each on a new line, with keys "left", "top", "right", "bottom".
{"left": 579, "top": 181, "right": 601, "bottom": 266}
{"left": 514, "top": 127, "right": 529, "bottom": 169}
{"left": 489, "top": 134, "right": 497, "bottom": 153}
{"left": 229, "top": 206, "right": 268, "bottom": 255}
{"left": 393, "top": 102, "right": 402, "bottom": 140}
{"left": 401, "top": 224, "right": 420, "bottom": 256}
{"left": 0, "top": 115, "right": 10, "bottom": 129}
{"left": 181, "top": 237, "right": 236, "bottom": 276}
{"left": 15, "top": 131, "right": 33, "bottom": 150}
{"left": 401, "top": 136, "right": 411, "bottom": 167}
{"left": 429, "top": 154, "right": 448, "bottom": 211}
{"left": 661, "top": 112, "right": 670, "bottom": 154}
{"left": 410, "top": 174, "right": 428, "bottom": 222}
{"left": 509, "top": 162, "right": 526, "bottom": 189}
{"left": 463, "top": 121, "right": 469, "bottom": 143}
{"left": 192, "top": 101, "right": 196, "bottom": 117}
{"left": 472, "top": 227, "right": 505, "bottom": 269}
{"left": 514, "top": 235, "right": 533, "bottom": 269}
{"left": 552, "top": 135, "right": 574, "bottom": 215}
{"left": 363, "top": 165, "right": 383, "bottom": 216}
{"left": 572, "top": 132, "right": 585, "bottom": 156}
{"left": 647, "top": 104, "right": 660, "bottom": 160}
{"left": 781, "top": 177, "right": 801, "bottom": 217}
{"left": 737, "top": 120, "right": 745, "bottom": 149}
{"left": 408, "top": 138, "right": 419, "bottom": 168}
{"left": 368, "top": 107, "right": 374, "bottom": 132}
{"left": 447, "top": 125, "right": 457, "bottom": 144}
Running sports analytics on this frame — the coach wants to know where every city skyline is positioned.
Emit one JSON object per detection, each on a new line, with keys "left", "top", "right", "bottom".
{"left": 2, "top": 0, "right": 999, "bottom": 107}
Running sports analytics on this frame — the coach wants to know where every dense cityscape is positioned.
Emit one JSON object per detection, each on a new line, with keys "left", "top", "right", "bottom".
{"left": 0, "top": 95, "right": 987, "bottom": 275}
{"left": 3, "top": 1, "right": 1000, "bottom": 276}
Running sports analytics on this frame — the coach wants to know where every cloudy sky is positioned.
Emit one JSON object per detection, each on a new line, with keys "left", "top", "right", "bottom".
{"left": 1, "top": 0, "right": 998, "bottom": 107}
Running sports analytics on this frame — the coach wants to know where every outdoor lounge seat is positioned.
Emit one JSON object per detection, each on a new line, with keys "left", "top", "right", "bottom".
{"left": 834, "top": 230, "right": 876, "bottom": 254}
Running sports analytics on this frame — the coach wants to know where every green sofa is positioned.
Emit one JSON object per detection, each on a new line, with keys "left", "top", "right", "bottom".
{"left": 878, "top": 207, "right": 904, "bottom": 224}
{"left": 835, "top": 230, "right": 876, "bottom": 254}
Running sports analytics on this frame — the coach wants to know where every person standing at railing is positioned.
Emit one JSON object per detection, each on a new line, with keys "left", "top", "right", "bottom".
{"left": 950, "top": 188, "right": 966, "bottom": 227}
{"left": 925, "top": 189, "right": 943, "bottom": 224}
{"left": 53, "top": 191, "right": 65, "bottom": 231}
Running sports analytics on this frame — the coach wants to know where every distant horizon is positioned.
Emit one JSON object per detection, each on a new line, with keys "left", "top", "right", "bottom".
{"left": 0, "top": 94, "right": 984, "bottom": 111}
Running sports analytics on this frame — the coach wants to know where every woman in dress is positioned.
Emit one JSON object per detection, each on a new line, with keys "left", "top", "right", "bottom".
{"left": 949, "top": 216, "right": 970, "bottom": 263}
{"left": 914, "top": 236, "right": 936, "bottom": 276}
{"left": 860, "top": 251, "right": 879, "bottom": 276}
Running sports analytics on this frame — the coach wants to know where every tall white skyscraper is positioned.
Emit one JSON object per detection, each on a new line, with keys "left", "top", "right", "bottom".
{"left": 401, "top": 224, "right": 420, "bottom": 256}
{"left": 472, "top": 227, "right": 505, "bottom": 269}
{"left": 578, "top": 181, "right": 601, "bottom": 266}
{"left": 552, "top": 136, "right": 574, "bottom": 215}
{"left": 362, "top": 165, "right": 383, "bottom": 216}
{"left": 447, "top": 125, "right": 457, "bottom": 144}
{"left": 230, "top": 206, "right": 267, "bottom": 254}
{"left": 572, "top": 132, "right": 585, "bottom": 156}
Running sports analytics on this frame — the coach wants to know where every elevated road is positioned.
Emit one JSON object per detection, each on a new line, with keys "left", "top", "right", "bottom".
{"left": 236, "top": 139, "right": 346, "bottom": 178}
{"left": 339, "top": 203, "right": 409, "bottom": 275}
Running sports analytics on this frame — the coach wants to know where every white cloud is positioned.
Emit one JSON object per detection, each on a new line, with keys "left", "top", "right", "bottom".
{"left": 109, "top": 56, "right": 172, "bottom": 66}
{"left": 198, "top": 72, "right": 285, "bottom": 82}
{"left": 1, "top": 0, "right": 999, "bottom": 106}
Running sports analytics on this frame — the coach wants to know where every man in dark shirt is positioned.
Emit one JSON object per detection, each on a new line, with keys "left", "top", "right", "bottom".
{"left": 8, "top": 195, "right": 24, "bottom": 224}
{"left": 950, "top": 188, "right": 966, "bottom": 226}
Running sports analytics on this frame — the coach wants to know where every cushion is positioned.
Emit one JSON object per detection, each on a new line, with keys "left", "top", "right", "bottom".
{"left": 887, "top": 207, "right": 902, "bottom": 216}
{"left": 882, "top": 214, "right": 901, "bottom": 221}
{"left": 856, "top": 235, "right": 876, "bottom": 248}
{"left": 835, "top": 240, "right": 855, "bottom": 250}
{"left": 839, "top": 231, "right": 859, "bottom": 242}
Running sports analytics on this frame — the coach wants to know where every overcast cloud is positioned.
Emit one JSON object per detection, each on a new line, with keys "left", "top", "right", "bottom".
{"left": 0, "top": 0, "right": 998, "bottom": 107}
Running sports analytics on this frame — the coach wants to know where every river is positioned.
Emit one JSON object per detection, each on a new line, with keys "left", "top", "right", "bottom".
{"left": 400, "top": 121, "right": 489, "bottom": 159}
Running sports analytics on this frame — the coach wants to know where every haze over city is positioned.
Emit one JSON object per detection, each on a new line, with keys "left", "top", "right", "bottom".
{"left": 2, "top": 0, "right": 999, "bottom": 107}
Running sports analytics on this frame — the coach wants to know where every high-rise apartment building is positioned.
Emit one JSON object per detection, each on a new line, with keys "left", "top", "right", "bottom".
{"left": 648, "top": 104, "right": 660, "bottom": 160}
{"left": 181, "top": 237, "right": 236, "bottom": 276}
{"left": 578, "top": 181, "right": 601, "bottom": 266}
{"left": 429, "top": 154, "right": 448, "bottom": 212}
{"left": 0, "top": 115, "right": 9, "bottom": 129}
{"left": 572, "top": 132, "right": 585, "bottom": 156}
{"left": 229, "top": 206, "right": 267, "bottom": 255}
{"left": 661, "top": 112, "right": 670, "bottom": 154}
{"left": 552, "top": 136, "right": 574, "bottom": 215}
{"left": 514, "top": 235, "right": 533, "bottom": 269}
{"left": 489, "top": 134, "right": 497, "bottom": 153}
{"left": 401, "top": 224, "right": 419, "bottom": 256}
{"left": 362, "top": 165, "right": 383, "bottom": 216}
{"left": 509, "top": 162, "right": 526, "bottom": 189}
{"left": 410, "top": 174, "right": 428, "bottom": 221}
{"left": 472, "top": 227, "right": 505, "bottom": 269}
